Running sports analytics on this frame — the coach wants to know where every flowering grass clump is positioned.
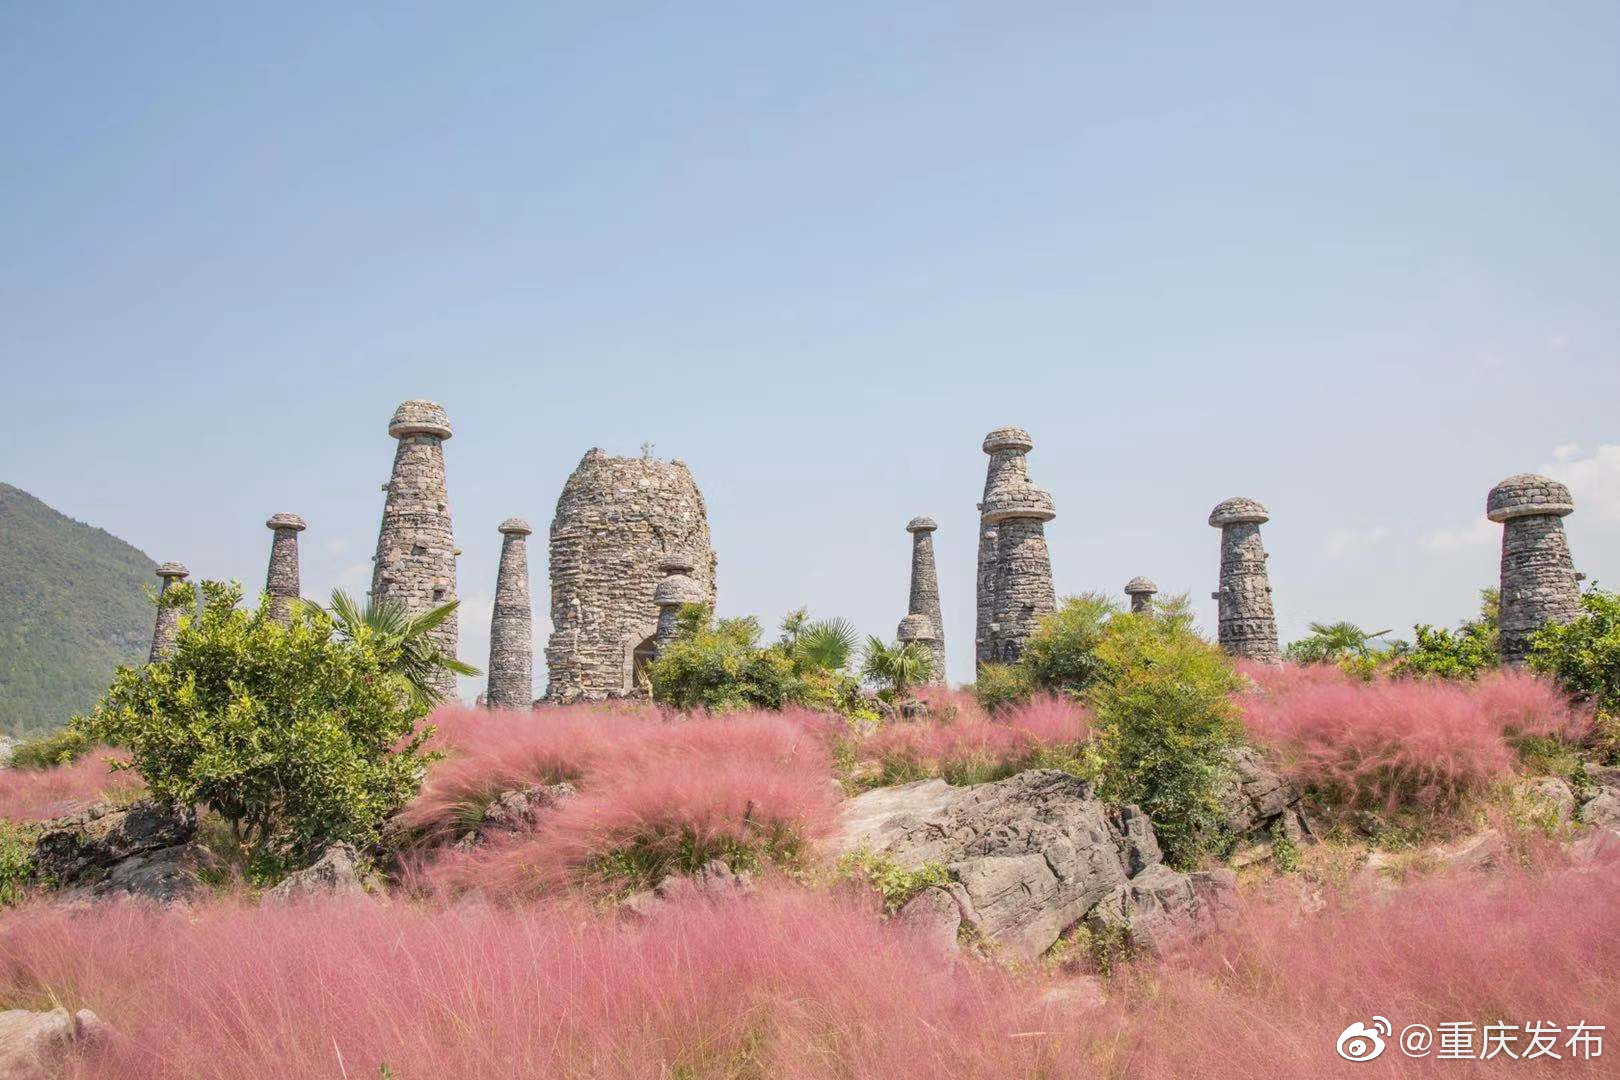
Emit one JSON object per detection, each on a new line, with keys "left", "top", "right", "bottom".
{"left": 414, "top": 707, "right": 839, "bottom": 899}
{"left": 0, "top": 747, "right": 141, "bottom": 823}
{"left": 849, "top": 694, "right": 1092, "bottom": 788}
{"left": 1239, "top": 663, "right": 1592, "bottom": 817}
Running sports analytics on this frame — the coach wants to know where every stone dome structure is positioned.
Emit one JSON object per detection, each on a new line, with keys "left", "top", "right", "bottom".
{"left": 387, "top": 399, "right": 453, "bottom": 440}
{"left": 1208, "top": 497, "right": 1270, "bottom": 528}
{"left": 1487, "top": 474, "right": 1575, "bottom": 522}
{"left": 1486, "top": 474, "right": 1581, "bottom": 664}
{"left": 545, "top": 450, "right": 716, "bottom": 701}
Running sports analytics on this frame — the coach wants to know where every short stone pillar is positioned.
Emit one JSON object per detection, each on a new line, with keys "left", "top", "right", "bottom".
{"left": 904, "top": 516, "right": 947, "bottom": 684}
{"left": 1487, "top": 474, "right": 1581, "bottom": 666}
{"left": 1124, "top": 576, "right": 1157, "bottom": 615}
{"left": 264, "top": 513, "right": 306, "bottom": 623}
{"left": 372, "top": 400, "right": 460, "bottom": 699}
{"left": 896, "top": 612, "right": 941, "bottom": 684}
{"left": 1209, "top": 497, "right": 1280, "bottom": 664}
{"left": 148, "top": 562, "right": 190, "bottom": 661}
{"left": 977, "top": 427, "right": 1057, "bottom": 665}
{"left": 652, "top": 555, "right": 706, "bottom": 657}
{"left": 486, "top": 518, "right": 534, "bottom": 710}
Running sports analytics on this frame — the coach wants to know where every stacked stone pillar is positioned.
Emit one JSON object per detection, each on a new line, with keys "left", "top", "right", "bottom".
{"left": 148, "top": 562, "right": 189, "bottom": 661}
{"left": 896, "top": 612, "right": 942, "bottom": 686}
{"left": 486, "top": 518, "right": 534, "bottom": 710}
{"left": 904, "top": 516, "right": 947, "bottom": 684}
{"left": 1208, "top": 497, "right": 1280, "bottom": 663}
{"left": 1124, "top": 576, "right": 1157, "bottom": 615}
{"left": 652, "top": 555, "right": 706, "bottom": 657}
{"left": 371, "top": 399, "right": 460, "bottom": 699}
{"left": 1487, "top": 474, "right": 1582, "bottom": 665}
{"left": 976, "top": 427, "right": 1057, "bottom": 665}
{"left": 264, "top": 513, "right": 306, "bottom": 623}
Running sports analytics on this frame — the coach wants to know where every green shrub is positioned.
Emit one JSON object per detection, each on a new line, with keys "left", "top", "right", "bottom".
{"left": 1020, "top": 593, "right": 1118, "bottom": 696}
{"left": 1395, "top": 588, "right": 1499, "bottom": 680}
{"left": 8, "top": 726, "right": 98, "bottom": 769}
{"left": 1530, "top": 586, "right": 1620, "bottom": 719}
{"left": 74, "top": 581, "right": 438, "bottom": 866}
{"left": 971, "top": 663, "right": 1032, "bottom": 712}
{"left": 835, "top": 848, "right": 951, "bottom": 913}
{"left": 0, "top": 823, "right": 33, "bottom": 906}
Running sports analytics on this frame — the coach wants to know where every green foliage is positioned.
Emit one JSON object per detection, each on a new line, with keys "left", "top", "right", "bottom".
{"left": 779, "top": 609, "right": 860, "bottom": 673}
{"left": 75, "top": 581, "right": 439, "bottom": 865}
{"left": 589, "top": 823, "right": 806, "bottom": 894}
{"left": 1020, "top": 593, "right": 1118, "bottom": 695}
{"left": 1270, "top": 820, "right": 1301, "bottom": 874}
{"left": 859, "top": 637, "right": 934, "bottom": 700}
{"left": 1087, "top": 600, "right": 1244, "bottom": 867}
{"left": 971, "top": 663, "right": 1033, "bottom": 712}
{"left": 318, "top": 590, "right": 479, "bottom": 708}
{"left": 1283, "top": 621, "right": 1394, "bottom": 665}
{"left": 835, "top": 847, "right": 951, "bottom": 913}
{"left": 8, "top": 725, "right": 98, "bottom": 769}
{"left": 0, "top": 823, "right": 33, "bottom": 907}
{"left": 1395, "top": 588, "right": 1500, "bottom": 680}
{"left": 0, "top": 484, "right": 158, "bottom": 736}
{"left": 1530, "top": 586, "right": 1620, "bottom": 717}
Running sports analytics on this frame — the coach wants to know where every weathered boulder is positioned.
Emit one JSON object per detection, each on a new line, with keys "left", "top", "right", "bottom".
{"left": 1577, "top": 766, "right": 1620, "bottom": 830}
{"left": 837, "top": 770, "right": 1231, "bottom": 961}
{"left": 0, "top": 1007, "right": 102, "bottom": 1080}
{"left": 63, "top": 842, "right": 220, "bottom": 905}
{"left": 452, "top": 782, "right": 577, "bottom": 851}
{"left": 266, "top": 843, "right": 376, "bottom": 903}
{"left": 1216, "top": 745, "right": 1314, "bottom": 845}
{"left": 1523, "top": 776, "right": 1576, "bottom": 824}
{"left": 31, "top": 800, "right": 196, "bottom": 889}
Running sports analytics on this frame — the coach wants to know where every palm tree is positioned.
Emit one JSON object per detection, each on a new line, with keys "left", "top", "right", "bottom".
{"left": 861, "top": 636, "right": 934, "bottom": 699}
{"left": 1284, "top": 621, "right": 1393, "bottom": 665}
{"left": 779, "top": 609, "right": 860, "bottom": 672}
{"left": 320, "top": 590, "right": 480, "bottom": 707}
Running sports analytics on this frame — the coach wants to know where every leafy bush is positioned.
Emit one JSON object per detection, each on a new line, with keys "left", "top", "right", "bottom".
{"left": 970, "top": 662, "right": 1032, "bottom": 712}
{"left": 860, "top": 637, "right": 934, "bottom": 700}
{"left": 836, "top": 848, "right": 951, "bottom": 912}
{"left": 8, "top": 726, "right": 99, "bottom": 770}
{"left": 1394, "top": 588, "right": 1499, "bottom": 680}
{"left": 75, "top": 581, "right": 438, "bottom": 866}
{"left": 1531, "top": 586, "right": 1620, "bottom": 718}
{"left": 1088, "top": 601, "right": 1243, "bottom": 865}
{"left": 1019, "top": 593, "right": 1118, "bottom": 695}
{"left": 1282, "top": 621, "right": 1397, "bottom": 666}
{"left": 0, "top": 822, "right": 32, "bottom": 906}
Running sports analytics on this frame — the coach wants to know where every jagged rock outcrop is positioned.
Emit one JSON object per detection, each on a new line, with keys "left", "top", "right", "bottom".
{"left": 1216, "top": 745, "right": 1314, "bottom": 845}
{"left": 30, "top": 799, "right": 214, "bottom": 905}
{"left": 0, "top": 1007, "right": 104, "bottom": 1080}
{"left": 451, "top": 782, "right": 577, "bottom": 851}
{"left": 266, "top": 843, "right": 375, "bottom": 902}
{"left": 837, "top": 770, "right": 1232, "bottom": 960}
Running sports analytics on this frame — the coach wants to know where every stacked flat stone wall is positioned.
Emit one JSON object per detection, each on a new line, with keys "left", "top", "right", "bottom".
{"left": 976, "top": 427, "right": 1057, "bottom": 665}
{"left": 264, "top": 513, "right": 305, "bottom": 624}
{"left": 148, "top": 562, "right": 189, "bottom": 662}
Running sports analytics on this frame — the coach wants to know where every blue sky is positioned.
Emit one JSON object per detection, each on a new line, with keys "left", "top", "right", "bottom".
{"left": 4, "top": 2, "right": 1617, "bottom": 698}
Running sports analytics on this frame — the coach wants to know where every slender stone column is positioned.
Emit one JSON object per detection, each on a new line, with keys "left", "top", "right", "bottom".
{"left": 904, "top": 516, "right": 947, "bottom": 684}
{"left": 977, "top": 427, "right": 1057, "bottom": 664}
{"left": 1124, "top": 576, "right": 1157, "bottom": 615}
{"left": 148, "top": 562, "right": 190, "bottom": 661}
{"left": 1487, "top": 474, "right": 1581, "bottom": 666}
{"left": 372, "top": 400, "right": 460, "bottom": 699}
{"left": 974, "top": 523, "right": 999, "bottom": 670}
{"left": 652, "top": 555, "right": 706, "bottom": 657}
{"left": 486, "top": 518, "right": 534, "bottom": 710}
{"left": 264, "top": 513, "right": 306, "bottom": 623}
{"left": 1209, "top": 497, "right": 1280, "bottom": 663}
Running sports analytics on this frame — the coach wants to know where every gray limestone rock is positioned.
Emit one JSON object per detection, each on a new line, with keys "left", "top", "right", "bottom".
{"left": 266, "top": 842, "right": 375, "bottom": 902}
{"left": 1487, "top": 474, "right": 1581, "bottom": 665}
{"left": 0, "top": 1007, "right": 103, "bottom": 1080}
{"left": 31, "top": 800, "right": 197, "bottom": 889}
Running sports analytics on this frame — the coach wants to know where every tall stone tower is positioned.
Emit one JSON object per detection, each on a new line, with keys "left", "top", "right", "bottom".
{"left": 371, "top": 399, "right": 460, "bottom": 699}
{"left": 486, "top": 518, "right": 534, "bottom": 710}
{"left": 1124, "top": 576, "right": 1157, "bottom": 615}
{"left": 545, "top": 450, "right": 716, "bottom": 701}
{"left": 975, "top": 427, "right": 1057, "bottom": 665}
{"left": 904, "top": 516, "right": 947, "bottom": 684}
{"left": 148, "top": 561, "right": 189, "bottom": 661}
{"left": 1209, "top": 497, "right": 1280, "bottom": 664}
{"left": 264, "top": 513, "right": 306, "bottom": 623}
{"left": 1487, "top": 474, "right": 1581, "bottom": 666}
{"left": 652, "top": 555, "right": 707, "bottom": 657}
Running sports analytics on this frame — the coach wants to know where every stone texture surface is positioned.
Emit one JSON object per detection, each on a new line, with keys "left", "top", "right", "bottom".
{"left": 1209, "top": 498, "right": 1280, "bottom": 663}
{"left": 70, "top": 842, "right": 220, "bottom": 905}
{"left": 372, "top": 400, "right": 460, "bottom": 699}
{"left": 452, "top": 781, "right": 577, "bottom": 851}
{"left": 975, "top": 428, "right": 1056, "bottom": 666}
{"left": 1215, "top": 745, "right": 1314, "bottom": 845}
{"left": 904, "top": 516, "right": 947, "bottom": 684}
{"left": 263, "top": 512, "right": 306, "bottom": 624}
{"left": 1124, "top": 576, "right": 1157, "bottom": 615}
{"left": 0, "top": 1007, "right": 103, "bottom": 1080}
{"left": 837, "top": 770, "right": 1230, "bottom": 960}
{"left": 147, "top": 562, "right": 189, "bottom": 662}
{"left": 266, "top": 842, "right": 375, "bottom": 902}
{"left": 621, "top": 858, "right": 753, "bottom": 919}
{"left": 486, "top": 518, "right": 534, "bottom": 710}
{"left": 546, "top": 450, "right": 715, "bottom": 701}
{"left": 1487, "top": 474, "right": 1581, "bottom": 665}
{"left": 652, "top": 555, "right": 707, "bottom": 658}
{"left": 31, "top": 800, "right": 198, "bottom": 888}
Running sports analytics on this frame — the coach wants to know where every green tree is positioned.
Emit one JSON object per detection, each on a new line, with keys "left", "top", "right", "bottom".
{"left": 1395, "top": 588, "right": 1500, "bottom": 680}
{"left": 778, "top": 608, "right": 860, "bottom": 673}
{"left": 1283, "top": 621, "right": 1393, "bottom": 665}
{"left": 1020, "top": 593, "right": 1119, "bottom": 696}
{"left": 860, "top": 637, "right": 934, "bottom": 700}
{"left": 1530, "top": 585, "right": 1620, "bottom": 717}
{"left": 75, "top": 581, "right": 439, "bottom": 866}
{"left": 319, "top": 590, "right": 479, "bottom": 708}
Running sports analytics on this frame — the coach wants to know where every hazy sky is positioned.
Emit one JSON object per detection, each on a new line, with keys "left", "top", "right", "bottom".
{"left": 4, "top": 2, "right": 1617, "bottom": 699}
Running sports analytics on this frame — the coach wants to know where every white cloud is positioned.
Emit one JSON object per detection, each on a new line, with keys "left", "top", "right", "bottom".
{"left": 1541, "top": 444, "right": 1620, "bottom": 523}
{"left": 1325, "top": 526, "right": 1390, "bottom": 557}
{"left": 1422, "top": 518, "right": 1497, "bottom": 552}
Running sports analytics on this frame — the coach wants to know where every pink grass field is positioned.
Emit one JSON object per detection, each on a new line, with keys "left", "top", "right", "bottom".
{"left": 855, "top": 693, "right": 1091, "bottom": 781}
{"left": 1, "top": 859, "right": 1614, "bottom": 1078}
{"left": 1237, "top": 664, "right": 1592, "bottom": 812}
{"left": 0, "top": 749, "right": 141, "bottom": 824}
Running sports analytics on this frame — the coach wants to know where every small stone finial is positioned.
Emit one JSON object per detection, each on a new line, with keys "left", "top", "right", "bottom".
{"left": 265, "top": 512, "right": 307, "bottom": 533}
{"left": 981, "top": 426, "right": 1034, "bottom": 454}
{"left": 148, "top": 562, "right": 191, "bottom": 661}
{"left": 387, "top": 399, "right": 453, "bottom": 441}
{"left": 652, "top": 559, "right": 708, "bottom": 658}
{"left": 905, "top": 515, "right": 938, "bottom": 533}
{"left": 155, "top": 561, "right": 189, "bottom": 580}
{"left": 1486, "top": 474, "right": 1580, "bottom": 665}
{"left": 264, "top": 514, "right": 306, "bottom": 623}
{"left": 1209, "top": 497, "right": 1280, "bottom": 663}
{"left": 657, "top": 553, "right": 697, "bottom": 575}
{"left": 1124, "top": 576, "right": 1158, "bottom": 614}
{"left": 498, "top": 517, "right": 533, "bottom": 536}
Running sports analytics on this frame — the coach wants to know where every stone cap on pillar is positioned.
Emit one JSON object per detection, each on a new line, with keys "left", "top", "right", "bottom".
{"left": 1124, "top": 576, "right": 1158, "bottom": 597}
{"left": 654, "top": 572, "right": 706, "bottom": 608}
{"left": 387, "top": 399, "right": 453, "bottom": 440}
{"left": 155, "top": 561, "right": 189, "bottom": 579}
{"left": 982, "top": 426, "right": 1034, "bottom": 454}
{"left": 982, "top": 483, "right": 1056, "bottom": 524}
{"left": 265, "top": 512, "right": 307, "bottom": 532}
{"left": 657, "top": 554, "right": 696, "bottom": 575}
{"left": 1209, "top": 497, "right": 1270, "bottom": 528}
{"left": 497, "top": 517, "right": 533, "bottom": 536}
{"left": 1487, "top": 474, "right": 1574, "bottom": 522}
{"left": 897, "top": 612, "right": 937, "bottom": 642}
{"left": 905, "top": 515, "right": 938, "bottom": 533}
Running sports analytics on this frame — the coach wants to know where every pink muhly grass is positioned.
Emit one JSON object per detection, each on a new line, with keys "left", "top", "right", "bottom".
{"left": 859, "top": 694, "right": 1091, "bottom": 786}
{"left": 1238, "top": 664, "right": 1590, "bottom": 813}
{"left": 0, "top": 748, "right": 142, "bottom": 823}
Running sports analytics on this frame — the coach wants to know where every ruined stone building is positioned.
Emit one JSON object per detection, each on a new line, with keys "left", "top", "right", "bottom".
{"left": 903, "top": 516, "right": 947, "bottom": 684}
{"left": 1487, "top": 474, "right": 1582, "bottom": 665}
{"left": 974, "top": 427, "right": 1057, "bottom": 666}
{"left": 1209, "top": 497, "right": 1280, "bottom": 664}
{"left": 545, "top": 450, "right": 716, "bottom": 701}
{"left": 371, "top": 400, "right": 460, "bottom": 699}
{"left": 486, "top": 518, "right": 534, "bottom": 710}
{"left": 264, "top": 513, "right": 306, "bottom": 624}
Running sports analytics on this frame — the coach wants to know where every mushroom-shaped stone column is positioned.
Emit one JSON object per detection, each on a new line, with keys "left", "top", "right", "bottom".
{"left": 264, "top": 513, "right": 307, "bottom": 624}
{"left": 486, "top": 518, "right": 534, "bottom": 710}
{"left": 652, "top": 555, "right": 707, "bottom": 658}
{"left": 904, "top": 516, "right": 947, "bottom": 684}
{"left": 979, "top": 427, "right": 1057, "bottom": 664}
{"left": 1487, "top": 474, "right": 1581, "bottom": 666}
{"left": 896, "top": 612, "right": 942, "bottom": 684}
{"left": 1208, "top": 497, "right": 1280, "bottom": 663}
{"left": 1124, "top": 576, "right": 1158, "bottom": 615}
{"left": 148, "top": 561, "right": 190, "bottom": 661}
{"left": 372, "top": 399, "right": 460, "bottom": 699}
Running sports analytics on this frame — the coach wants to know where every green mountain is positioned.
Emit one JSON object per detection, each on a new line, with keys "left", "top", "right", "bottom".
{"left": 0, "top": 484, "right": 156, "bottom": 735}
